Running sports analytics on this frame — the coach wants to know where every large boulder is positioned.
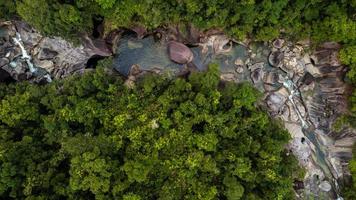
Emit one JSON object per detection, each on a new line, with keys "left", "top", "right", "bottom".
{"left": 167, "top": 41, "right": 193, "bottom": 64}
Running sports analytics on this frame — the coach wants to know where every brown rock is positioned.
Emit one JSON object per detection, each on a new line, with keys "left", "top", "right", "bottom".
{"left": 251, "top": 68, "right": 264, "bottom": 83}
{"left": 268, "top": 51, "right": 283, "bottom": 67}
{"left": 167, "top": 41, "right": 193, "bottom": 64}
{"left": 131, "top": 25, "right": 147, "bottom": 39}
{"left": 273, "top": 39, "right": 284, "bottom": 49}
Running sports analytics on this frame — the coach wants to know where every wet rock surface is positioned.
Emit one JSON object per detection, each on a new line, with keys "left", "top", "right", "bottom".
{"left": 113, "top": 34, "right": 355, "bottom": 199}
{"left": 1, "top": 20, "right": 354, "bottom": 200}
{"left": 0, "top": 20, "right": 112, "bottom": 82}
{"left": 264, "top": 40, "right": 354, "bottom": 200}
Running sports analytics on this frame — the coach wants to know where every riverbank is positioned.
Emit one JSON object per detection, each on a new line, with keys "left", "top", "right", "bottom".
{"left": 0, "top": 20, "right": 355, "bottom": 199}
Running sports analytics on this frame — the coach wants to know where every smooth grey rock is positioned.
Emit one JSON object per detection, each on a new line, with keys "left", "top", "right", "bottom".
{"left": 318, "top": 181, "right": 331, "bottom": 192}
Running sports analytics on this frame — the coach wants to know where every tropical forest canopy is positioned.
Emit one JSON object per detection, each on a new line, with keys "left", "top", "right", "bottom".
{"left": 1, "top": 0, "right": 355, "bottom": 81}
{"left": 0, "top": 63, "right": 303, "bottom": 199}
{"left": 0, "top": 0, "right": 354, "bottom": 43}
{"left": 0, "top": 0, "right": 356, "bottom": 199}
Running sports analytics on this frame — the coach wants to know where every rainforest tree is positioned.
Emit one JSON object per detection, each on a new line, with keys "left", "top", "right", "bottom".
{"left": 0, "top": 63, "right": 303, "bottom": 199}
{"left": 2, "top": 0, "right": 353, "bottom": 44}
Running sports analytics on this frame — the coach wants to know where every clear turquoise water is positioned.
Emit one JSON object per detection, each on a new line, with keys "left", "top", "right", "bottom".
{"left": 113, "top": 35, "right": 249, "bottom": 77}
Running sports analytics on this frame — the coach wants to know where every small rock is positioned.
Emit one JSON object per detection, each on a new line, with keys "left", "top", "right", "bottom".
{"left": 251, "top": 68, "right": 264, "bottom": 83}
{"left": 167, "top": 41, "right": 193, "bottom": 64}
{"left": 235, "top": 66, "right": 244, "bottom": 74}
{"left": 318, "top": 181, "right": 332, "bottom": 192}
{"left": 220, "top": 73, "right": 235, "bottom": 81}
{"left": 305, "top": 63, "right": 322, "bottom": 77}
{"left": 292, "top": 45, "right": 303, "bottom": 55}
{"left": 37, "top": 60, "right": 54, "bottom": 72}
{"left": 9, "top": 61, "right": 17, "bottom": 68}
{"left": 234, "top": 58, "right": 244, "bottom": 66}
{"left": 125, "top": 75, "right": 136, "bottom": 88}
{"left": 127, "top": 40, "right": 143, "bottom": 49}
{"left": 131, "top": 25, "right": 147, "bottom": 39}
{"left": 268, "top": 51, "right": 283, "bottom": 67}
{"left": 273, "top": 39, "right": 284, "bottom": 49}
{"left": 129, "top": 64, "right": 141, "bottom": 76}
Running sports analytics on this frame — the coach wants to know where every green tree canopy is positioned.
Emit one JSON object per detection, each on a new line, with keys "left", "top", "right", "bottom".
{"left": 0, "top": 63, "right": 303, "bottom": 199}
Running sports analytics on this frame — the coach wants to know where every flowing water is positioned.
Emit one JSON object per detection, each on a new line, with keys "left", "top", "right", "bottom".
{"left": 113, "top": 35, "right": 342, "bottom": 199}
{"left": 113, "top": 35, "right": 249, "bottom": 78}
{"left": 114, "top": 35, "right": 183, "bottom": 76}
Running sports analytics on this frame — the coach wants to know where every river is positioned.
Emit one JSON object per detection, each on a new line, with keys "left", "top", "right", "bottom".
{"left": 113, "top": 34, "right": 344, "bottom": 199}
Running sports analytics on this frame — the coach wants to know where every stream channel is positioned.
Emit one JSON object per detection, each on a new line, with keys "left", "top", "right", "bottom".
{"left": 113, "top": 34, "right": 343, "bottom": 200}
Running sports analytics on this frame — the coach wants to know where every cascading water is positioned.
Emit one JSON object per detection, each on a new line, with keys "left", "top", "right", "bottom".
{"left": 282, "top": 77, "right": 343, "bottom": 200}
{"left": 113, "top": 34, "right": 348, "bottom": 199}
{"left": 12, "top": 32, "right": 52, "bottom": 82}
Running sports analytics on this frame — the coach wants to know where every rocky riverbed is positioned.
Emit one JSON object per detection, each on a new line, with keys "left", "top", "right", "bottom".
{"left": 0, "top": 20, "right": 111, "bottom": 83}
{"left": 0, "top": 21, "right": 355, "bottom": 199}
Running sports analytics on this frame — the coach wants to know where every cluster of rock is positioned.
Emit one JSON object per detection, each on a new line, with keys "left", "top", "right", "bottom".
{"left": 210, "top": 35, "right": 354, "bottom": 199}
{"left": 261, "top": 39, "right": 353, "bottom": 199}
{"left": 1, "top": 20, "right": 355, "bottom": 199}
{"left": 0, "top": 21, "right": 111, "bottom": 83}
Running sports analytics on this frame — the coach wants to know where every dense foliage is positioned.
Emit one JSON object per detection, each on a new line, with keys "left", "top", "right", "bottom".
{"left": 339, "top": 44, "right": 356, "bottom": 198}
{"left": 342, "top": 145, "right": 356, "bottom": 199}
{"left": 0, "top": 63, "right": 303, "bottom": 199}
{"left": 0, "top": 0, "right": 354, "bottom": 43}
{"left": 1, "top": 0, "right": 355, "bottom": 198}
